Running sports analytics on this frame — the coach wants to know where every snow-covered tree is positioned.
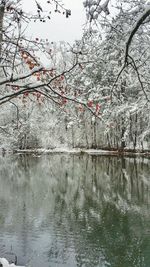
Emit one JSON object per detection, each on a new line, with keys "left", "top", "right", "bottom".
{"left": 0, "top": 0, "right": 150, "bottom": 151}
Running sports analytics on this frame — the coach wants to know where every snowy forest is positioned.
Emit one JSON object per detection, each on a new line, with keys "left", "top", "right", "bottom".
{"left": 0, "top": 1, "right": 150, "bottom": 267}
{"left": 0, "top": 0, "right": 150, "bottom": 152}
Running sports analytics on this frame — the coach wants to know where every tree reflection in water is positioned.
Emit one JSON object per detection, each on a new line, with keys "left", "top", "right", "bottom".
{"left": 0, "top": 154, "right": 149, "bottom": 267}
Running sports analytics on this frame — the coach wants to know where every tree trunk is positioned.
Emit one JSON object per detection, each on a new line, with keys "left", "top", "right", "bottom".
{"left": 0, "top": 3, "right": 5, "bottom": 61}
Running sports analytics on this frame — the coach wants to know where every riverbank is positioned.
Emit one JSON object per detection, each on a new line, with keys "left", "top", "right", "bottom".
{"left": 1, "top": 147, "right": 150, "bottom": 158}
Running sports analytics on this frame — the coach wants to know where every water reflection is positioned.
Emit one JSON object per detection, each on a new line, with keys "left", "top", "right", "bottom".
{"left": 0, "top": 154, "right": 149, "bottom": 267}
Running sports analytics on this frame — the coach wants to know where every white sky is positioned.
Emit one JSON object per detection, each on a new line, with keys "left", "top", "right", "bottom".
{"left": 22, "top": 0, "right": 86, "bottom": 43}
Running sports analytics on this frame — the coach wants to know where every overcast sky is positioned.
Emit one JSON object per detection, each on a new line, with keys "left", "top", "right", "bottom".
{"left": 22, "top": 0, "right": 86, "bottom": 43}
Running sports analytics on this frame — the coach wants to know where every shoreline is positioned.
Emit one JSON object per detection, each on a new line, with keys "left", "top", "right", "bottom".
{"left": 1, "top": 148, "right": 150, "bottom": 158}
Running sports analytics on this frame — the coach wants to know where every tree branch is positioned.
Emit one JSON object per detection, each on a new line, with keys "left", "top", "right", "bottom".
{"left": 0, "top": 66, "right": 43, "bottom": 86}
{"left": 125, "top": 6, "right": 150, "bottom": 63}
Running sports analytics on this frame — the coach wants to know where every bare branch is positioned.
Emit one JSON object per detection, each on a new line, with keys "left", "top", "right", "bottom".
{"left": 125, "top": 7, "right": 150, "bottom": 63}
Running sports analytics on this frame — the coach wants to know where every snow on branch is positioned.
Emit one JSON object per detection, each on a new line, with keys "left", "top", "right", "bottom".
{"left": 0, "top": 66, "right": 43, "bottom": 86}
{"left": 125, "top": 6, "right": 150, "bottom": 63}
{"left": 0, "top": 60, "right": 79, "bottom": 105}
{"left": 83, "top": 0, "right": 110, "bottom": 21}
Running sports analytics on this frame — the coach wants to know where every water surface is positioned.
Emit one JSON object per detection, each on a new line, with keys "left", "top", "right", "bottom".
{"left": 0, "top": 154, "right": 149, "bottom": 267}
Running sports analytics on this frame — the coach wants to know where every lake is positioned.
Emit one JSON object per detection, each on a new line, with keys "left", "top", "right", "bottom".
{"left": 0, "top": 154, "right": 149, "bottom": 267}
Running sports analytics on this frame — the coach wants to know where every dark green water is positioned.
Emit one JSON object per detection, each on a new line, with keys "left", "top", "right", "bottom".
{"left": 0, "top": 154, "right": 149, "bottom": 267}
